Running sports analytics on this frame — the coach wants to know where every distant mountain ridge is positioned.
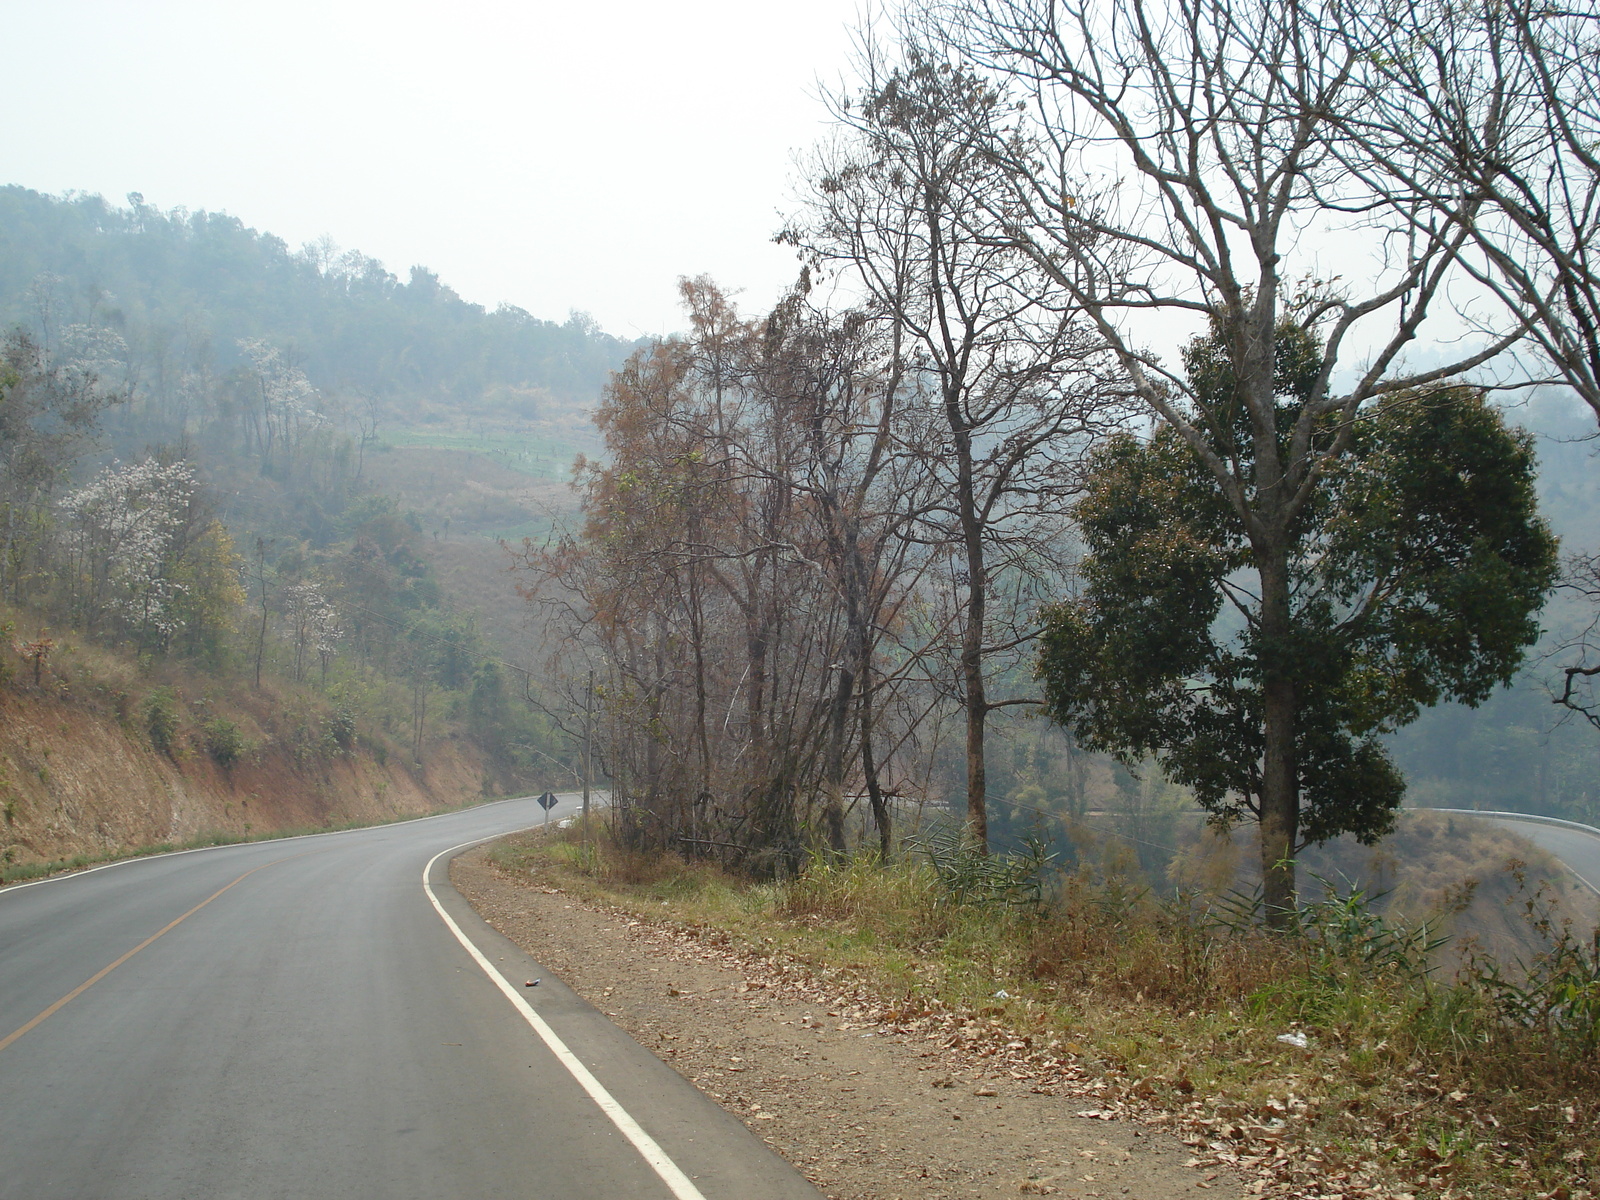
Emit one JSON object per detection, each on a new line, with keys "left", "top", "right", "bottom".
{"left": 0, "top": 185, "right": 640, "bottom": 423}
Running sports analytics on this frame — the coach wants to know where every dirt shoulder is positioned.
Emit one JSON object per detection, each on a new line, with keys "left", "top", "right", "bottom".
{"left": 452, "top": 846, "right": 1243, "bottom": 1200}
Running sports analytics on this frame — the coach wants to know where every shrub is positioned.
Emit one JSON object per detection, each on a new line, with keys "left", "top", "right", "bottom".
{"left": 326, "top": 706, "right": 357, "bottom": 750}
{"left": 1462, "top": 873, "right": 1600, "bottom": 1055}
{"left": 910, "top": 826, "right": 1056, "bottom": 910}
{"left": 201, "top": 718, "right": 247, "bottom": 767}
{"left": 145, "top": 688, "right": 179, "bottom": 756}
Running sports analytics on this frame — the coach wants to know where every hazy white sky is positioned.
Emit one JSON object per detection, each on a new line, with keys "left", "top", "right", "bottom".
{"left": 1, "top": 0, "right": 867, "bottom": 339}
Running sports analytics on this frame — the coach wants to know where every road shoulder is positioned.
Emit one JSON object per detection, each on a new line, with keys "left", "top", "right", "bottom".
{"left": 451, "top": 846, "right": 1238, "bottom": 1200}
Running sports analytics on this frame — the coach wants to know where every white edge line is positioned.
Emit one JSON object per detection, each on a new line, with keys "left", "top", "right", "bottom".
{"left": 0, "top": 792, "right": 571, "bottom": 900}
{"left": 422, "top": 837, "right": 707, "bottom": 1200}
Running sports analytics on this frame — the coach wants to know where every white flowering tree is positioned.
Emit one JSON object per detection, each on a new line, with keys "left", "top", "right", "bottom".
{"left": 237, "top": 338, "right": 326, "bottom": 470}
{"left": 281, "top": 578, "right": 342, "bottom": 684}
{"left": 58, "top": 458, "right": 199, "bottom": 647}
{"left": 58, "top": 323, "right": 132, "bottom": 396}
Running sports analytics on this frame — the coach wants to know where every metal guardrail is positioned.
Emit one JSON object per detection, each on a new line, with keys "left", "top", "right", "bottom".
{"left": 1412, "top": 807, "right": 1600, "bottom": 841}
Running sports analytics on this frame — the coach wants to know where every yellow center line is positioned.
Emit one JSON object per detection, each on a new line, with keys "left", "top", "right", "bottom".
{"left": 0, "top": 855, "right": 296, "bottom": 1055}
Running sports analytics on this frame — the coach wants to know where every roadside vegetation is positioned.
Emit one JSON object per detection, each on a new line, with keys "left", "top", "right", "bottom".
{"left": 496, "top": 815, "right": 1598, "bottom": 1199}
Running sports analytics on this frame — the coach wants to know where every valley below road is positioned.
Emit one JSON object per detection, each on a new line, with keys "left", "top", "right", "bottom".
{"left": 1462, "top": 810, "right": 1600, "bottom": 895}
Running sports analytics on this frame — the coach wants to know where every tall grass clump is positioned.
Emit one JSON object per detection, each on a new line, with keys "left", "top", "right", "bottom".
{"left": 492, "top": 814, "right": 747, "bottom": 914}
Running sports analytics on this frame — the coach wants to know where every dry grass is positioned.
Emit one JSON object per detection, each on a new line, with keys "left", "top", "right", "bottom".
{"left": 496, "top": 817, "right": 1600, "bottom": 1200}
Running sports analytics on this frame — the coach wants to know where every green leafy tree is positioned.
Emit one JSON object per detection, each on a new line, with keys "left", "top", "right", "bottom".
{"left": 1038, "top": 328, "right": 1558, "bottom": 919}
{"left": 165, "top": 520, "right": 245, "bottom": 665}
{"left": 0, "top": 329, "right": 117, "bottom": 602}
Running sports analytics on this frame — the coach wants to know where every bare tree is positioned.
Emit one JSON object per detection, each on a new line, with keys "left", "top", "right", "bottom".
{"left": 519, "top": 280, "right": 944, "bottom": 869}
{"left": 524, "top": 298, "right": 833, "bottom": 865}
{"left": 924, "top": 0, "right": 1541, "bottom": 915}
{"left": 1331, "top": 0, "right": 1600, "bottom": 734}
{"left": 252, "top": 536, "right": 273, "bottom": 689}
{"left": 792, "top": 47, "right": 1125, "bottom": 850}
{"left": 754, "top": 283, "right": 935, "bottom": 856}
{"left": 1341, "top": 0, "right": 1600, "bottom": 416}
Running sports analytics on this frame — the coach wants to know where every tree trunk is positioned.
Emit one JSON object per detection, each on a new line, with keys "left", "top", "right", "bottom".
{"left": 847, "top": 560, "right": 890, "bottom": 859}
{"left": 685, "top": 554, "right": 712, "bottom": 809}
{"left": 964, "top": 663, "right": 988, "bottom": 852}
{"left": 862, "top": 707, "right": 891, "bottom": 859}
{"left": 1257, "top": 548, "right": 1300, "bottom": 928}
{"left": 411, "top": 669, "right": 429, "bottom": 763}
{"left": 959, "top": 463, "right": 989, "bottom": 854}
{"left": 821, "top": 662, "right": 853, "bottom": 854}
{"left": 254, "top": 597, "right": 268, "bottom": 688}
{"left": 253, "top": 539, "right": 269, "bottom": 689}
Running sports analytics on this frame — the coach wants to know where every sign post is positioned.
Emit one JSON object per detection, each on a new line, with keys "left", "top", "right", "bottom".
{"left": 537, "top": 790, "right": 558, "bottom": 826}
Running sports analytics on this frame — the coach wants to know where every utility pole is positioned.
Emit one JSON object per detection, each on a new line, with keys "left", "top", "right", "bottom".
{"left": 581, "top": 667, "right": 594, "bottom": 849}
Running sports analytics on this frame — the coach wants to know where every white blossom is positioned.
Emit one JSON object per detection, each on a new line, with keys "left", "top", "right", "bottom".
{"left": 60, "top": 458, "right": 197, "bottom": 638}
{"left": 58, "top": 323, "right": 130, "bottom": 384}
{"left": 282, "top": 578, "right": 343, "bottom": 682}
{"left": 237, "top": 338, "right": 326, "bottom": 428}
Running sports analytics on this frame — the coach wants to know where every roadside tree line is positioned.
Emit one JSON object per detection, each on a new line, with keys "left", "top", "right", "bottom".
{"left": 525, "top": 0, "right": 1592, "bottom": 918}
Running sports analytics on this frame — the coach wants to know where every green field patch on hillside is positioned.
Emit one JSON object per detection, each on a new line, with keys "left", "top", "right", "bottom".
{"left": 379, "top": 427, "right": 595, "bottom": 481}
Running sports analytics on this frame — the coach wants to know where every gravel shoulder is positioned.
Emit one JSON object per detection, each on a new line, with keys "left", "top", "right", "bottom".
{"left": 451, "top": 847, "right": 1243, "bottom": 1200}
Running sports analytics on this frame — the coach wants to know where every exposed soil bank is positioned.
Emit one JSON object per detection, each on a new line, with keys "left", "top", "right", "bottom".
{"left": 0, "top": 684, "right": 489, "bottom": 870}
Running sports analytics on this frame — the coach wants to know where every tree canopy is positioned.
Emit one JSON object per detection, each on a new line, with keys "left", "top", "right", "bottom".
{"left": 1039, "top": 327, "right": 1558, "bottom": 900}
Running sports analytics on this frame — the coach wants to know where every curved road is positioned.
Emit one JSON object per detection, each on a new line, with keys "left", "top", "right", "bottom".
{"left": 0, "top": 794, "right": 820, "bottom": 1200}
{"left": 1470, "top": 813, "right": 1600, "bottom": 896}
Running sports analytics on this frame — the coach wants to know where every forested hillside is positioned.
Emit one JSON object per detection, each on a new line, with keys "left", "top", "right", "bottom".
{"left": 0, "top": 188, "right": 636, "bottom": 873}
{"left": 0, "top": 186, "right": 637, "bottom": 428}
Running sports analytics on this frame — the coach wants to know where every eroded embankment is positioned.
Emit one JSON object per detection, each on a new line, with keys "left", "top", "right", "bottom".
{"left": 0, "top": 684, "right": 490, "bottom": 871}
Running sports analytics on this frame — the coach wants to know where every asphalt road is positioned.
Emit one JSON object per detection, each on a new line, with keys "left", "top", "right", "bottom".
{"left": 0, "top": 794, "right": 820, "bottom": 1200}
{"left": 1471, "top": 812, "right": 1600, "bottom": 896}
